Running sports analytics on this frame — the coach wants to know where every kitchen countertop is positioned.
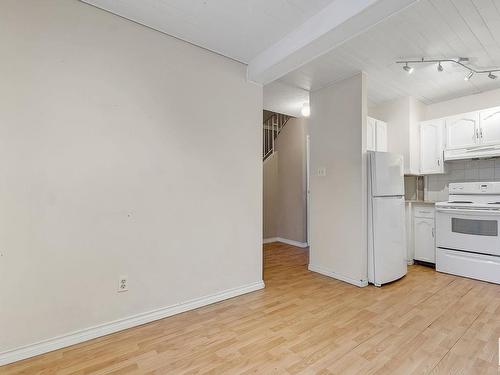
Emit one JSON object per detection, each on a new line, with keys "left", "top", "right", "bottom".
{"left": 405, "top": 200, "right": 436, "bottom": 204}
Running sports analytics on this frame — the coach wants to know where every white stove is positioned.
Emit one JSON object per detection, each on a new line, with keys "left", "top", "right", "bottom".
{"left": 435, "top": 182, "right": 500, "bottom": 284}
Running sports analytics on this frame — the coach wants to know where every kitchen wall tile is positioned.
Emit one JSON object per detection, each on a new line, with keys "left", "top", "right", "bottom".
{"left": 424, "top": 157, "right": 500, "bottom": 201}
{"left": 449, "top": 169, "right": 465, "bottom": 181}
{"left": 465, "top": 160, "right": 480, "bottom": 169}
{"left": 449, "top": 161, "right": 465, "bottom": 170}
{"left": 479, "top": 159, "right": 495, "bottom": 168}
{"left": 464, "top": 169, "right": 479, "bottom": 181}
{"left": 479, "top": 168, "right": 495, "bottom": 180}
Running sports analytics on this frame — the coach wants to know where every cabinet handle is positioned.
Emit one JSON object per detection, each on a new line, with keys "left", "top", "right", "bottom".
{"left": 480, "top": 128, "right": 483, "bottom": 139}
{"left": 437, "top": 159, "right": 440, "bottom": 166}
{"left": 432, "top": 227, "right": 435, "bottom": 238}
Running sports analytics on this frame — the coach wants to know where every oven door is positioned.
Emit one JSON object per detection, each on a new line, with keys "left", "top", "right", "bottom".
{"left": 436, "top": 207, "right": 500, "bottom": 256}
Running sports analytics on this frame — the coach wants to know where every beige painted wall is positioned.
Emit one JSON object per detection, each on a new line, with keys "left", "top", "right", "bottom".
{"left": 262, "top": 119, "right": 307, "bottom": 243}
{"left": 309, "top": 73, "right": 368, "bottom": 286}
{"left": 263, "top": 153, "right": 279, "bottom": 239}
{"left": 0, "top": 0, "right": 262, "bottom": 358}
{"left": 275, "top": 119, "right": 308, "bottom": 243}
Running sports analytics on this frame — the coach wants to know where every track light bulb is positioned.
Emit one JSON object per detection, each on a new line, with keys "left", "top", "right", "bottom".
{"left": 437, "top": 62, "right": 443, "bottom": 72}
{"left": 403, "top": 63, "right": 414, "bottom": 74}
{"left": 464, "top": 71, "right": 474, "bottom": 81}
{"left": 489, "top": 72, "right": 497, "bottom": 80}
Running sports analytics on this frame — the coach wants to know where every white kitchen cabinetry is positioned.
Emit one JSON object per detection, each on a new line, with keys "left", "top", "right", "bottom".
{"left": 376, "top": 121, "right": 387, "bottom": 152}
{"left": 420, "top": 120, "right": 445, "bottom": 174}
{"left": 413, "top": 205, "right": 435, "bottom": 263}
{"left": 445, "top": 112, "right": 479, "bottom": 150}
{"left": 367, "top": 117, "right": 387, "bottom": 152}
{"left": 367, "top": 117, "right": 376, "bottom": 151}
{"left": 479, "top": 107, "right": 500, "bottom": 145}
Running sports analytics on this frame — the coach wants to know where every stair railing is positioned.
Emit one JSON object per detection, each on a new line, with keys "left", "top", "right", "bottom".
{"left": 263, "top": 113, "right": 290, "bottom": 161}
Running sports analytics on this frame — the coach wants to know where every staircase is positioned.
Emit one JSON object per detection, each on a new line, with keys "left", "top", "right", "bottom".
{"left": 263, "top": 112, "right": 291, "bottom": 161}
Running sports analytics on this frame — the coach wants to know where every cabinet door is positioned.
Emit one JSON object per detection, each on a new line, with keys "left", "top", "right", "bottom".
{"left": 375, "top": 120, "right": 387, "bottom": 152}
{"left": 367, "top": 117, "right": 376, "bottom": 151}
{"left": 420, "top": 120, "right": 444, "bottom": 174}
{"left": 479, "top": 107, "right": 500, "bottom": 145}
{"left": 414, "top": 217, "right": 435, "bottom": 263}
{"left": 445, "top": 112, "right": 479, "bottom": 149}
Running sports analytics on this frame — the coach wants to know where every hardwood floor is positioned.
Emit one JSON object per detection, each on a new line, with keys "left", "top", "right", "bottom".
{"left": 3, "top": 242, "right": 500, "bottom": 374}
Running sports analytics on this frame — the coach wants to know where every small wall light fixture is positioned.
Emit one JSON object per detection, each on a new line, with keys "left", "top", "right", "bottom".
{"left": 301, "top": 103, "right": 311, "bottom": 117}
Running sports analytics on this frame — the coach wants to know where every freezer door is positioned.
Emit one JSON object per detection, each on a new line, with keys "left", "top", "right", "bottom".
{"left": 370, "top": 151, "right": 404, "bottom": 197}
{"left": 372, "top": 196, "right": 407, "bottom": 285}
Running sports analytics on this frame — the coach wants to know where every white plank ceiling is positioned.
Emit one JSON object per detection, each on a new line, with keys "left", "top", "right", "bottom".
{"left": 81, "top": 0, "right": 334, "bottom": 63}
{"left": 82, "top": 0, "right": 500, "bottom": 106}
{"left": 280, "top": 0, "right": 500, "bottom": 105}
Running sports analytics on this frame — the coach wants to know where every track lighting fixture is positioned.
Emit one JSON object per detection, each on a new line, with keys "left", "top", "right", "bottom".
{"left": 396, "top": 57, "right": 500, "bottom": 82}
{"left": 403, "top": 63, "right": 414, "bottom": 74}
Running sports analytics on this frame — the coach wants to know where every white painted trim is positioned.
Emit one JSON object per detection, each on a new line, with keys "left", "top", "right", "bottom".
{"left": 263, "top": 237, "right": 308, "bottom": 248}
{"left": 263, "top": 237, "right": 279, "bottom": 244}
{"left": 276, "top": 238, "right": 308, "bottom": 248}
{"left": 0, "top": 281, "right": 265, "bottom": 366}
{"left": 308, "top": 264, "right": 368, "bottom": 287}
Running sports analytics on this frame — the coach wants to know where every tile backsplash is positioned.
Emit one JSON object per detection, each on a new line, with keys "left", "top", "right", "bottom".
{"left": 425, "top": 158, "right": 500, "bottom": 202}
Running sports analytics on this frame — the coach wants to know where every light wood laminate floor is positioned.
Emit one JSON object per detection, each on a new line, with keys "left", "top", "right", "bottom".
{"left": 3, "top": 242, "right": 500, "bottom": 374}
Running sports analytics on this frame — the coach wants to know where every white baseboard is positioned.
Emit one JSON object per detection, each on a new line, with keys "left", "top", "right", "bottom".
{"left": 263, "top": 237, "right": 279, "bottom": 244}
{"left": 308, "top": 264, "right": 368, "bottom": 287}
{"left": 263, "top": 237, "right": 308, "bottom": 248}
{"left": 0, "top": 280, "right": 265, "bottom": 366}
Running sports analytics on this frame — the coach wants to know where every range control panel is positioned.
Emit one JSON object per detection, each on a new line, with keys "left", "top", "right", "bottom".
{"left": 449, "top": 182, "right": 500, "bottom": 195}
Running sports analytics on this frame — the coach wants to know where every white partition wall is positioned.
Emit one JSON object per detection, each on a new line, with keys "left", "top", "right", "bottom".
{"left": 308, "top": 73, "right": 368, "bottom": 287}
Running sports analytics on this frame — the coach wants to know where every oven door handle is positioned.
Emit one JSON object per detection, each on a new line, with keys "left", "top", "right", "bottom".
{"left": 436, "top": 208, "right": 500, "bottom": 216}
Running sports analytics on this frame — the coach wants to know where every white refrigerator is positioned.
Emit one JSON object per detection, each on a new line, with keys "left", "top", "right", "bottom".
{"left": 367, "top": 151, "right": 407, "bottom": 286}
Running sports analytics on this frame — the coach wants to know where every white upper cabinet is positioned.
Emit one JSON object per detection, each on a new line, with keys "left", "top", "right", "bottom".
{"left": 367, "top": 117, "right": 387, "bottom": 152}
{"left": 445, "top": 112, "right": 479, "bottom": 149}
{"left": 367, "top": 117, "right": 376, "bottom": 151}
{"left": 376, "top": 120, "right": 387, "bottom": 152}
{"left": 479, "top": 107, "right": 500, "bottom": 145}
{"left": 420, "top": 119, "right": 444, "bottom": 174}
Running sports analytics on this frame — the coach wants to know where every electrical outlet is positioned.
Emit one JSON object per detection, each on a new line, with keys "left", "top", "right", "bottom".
{"left": 317, "top": 167, "right": 327, "bottom": 177}
{"left": 118, "top": 276, "right": 128, "bottom": 292}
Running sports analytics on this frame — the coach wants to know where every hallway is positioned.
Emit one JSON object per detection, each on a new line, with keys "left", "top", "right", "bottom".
{"left": 3, "top": 243, "right": 500, "bottom": 374}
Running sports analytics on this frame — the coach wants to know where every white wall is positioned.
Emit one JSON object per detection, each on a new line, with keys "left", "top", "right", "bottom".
{"left": 425, "top": 87, "right": 500, "bottom": 120}
{"left": 409, "top": 98, "right": 425, "bottom": 174}
{"left": 0, "top": 0, "right": 263, "bottom": 362}
{"left": 309, "top": 73, "right": 368, "bottom": 287}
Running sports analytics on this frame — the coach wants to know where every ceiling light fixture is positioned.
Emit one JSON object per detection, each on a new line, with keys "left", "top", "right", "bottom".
{"left": 403, "top": 63, "right": 414, "bottom": 74}
{"left": 396, "top": 57, "right": 500, "bottom": 82}
{"left": 301, "top": 103, "right": 310, "bottom": 117}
